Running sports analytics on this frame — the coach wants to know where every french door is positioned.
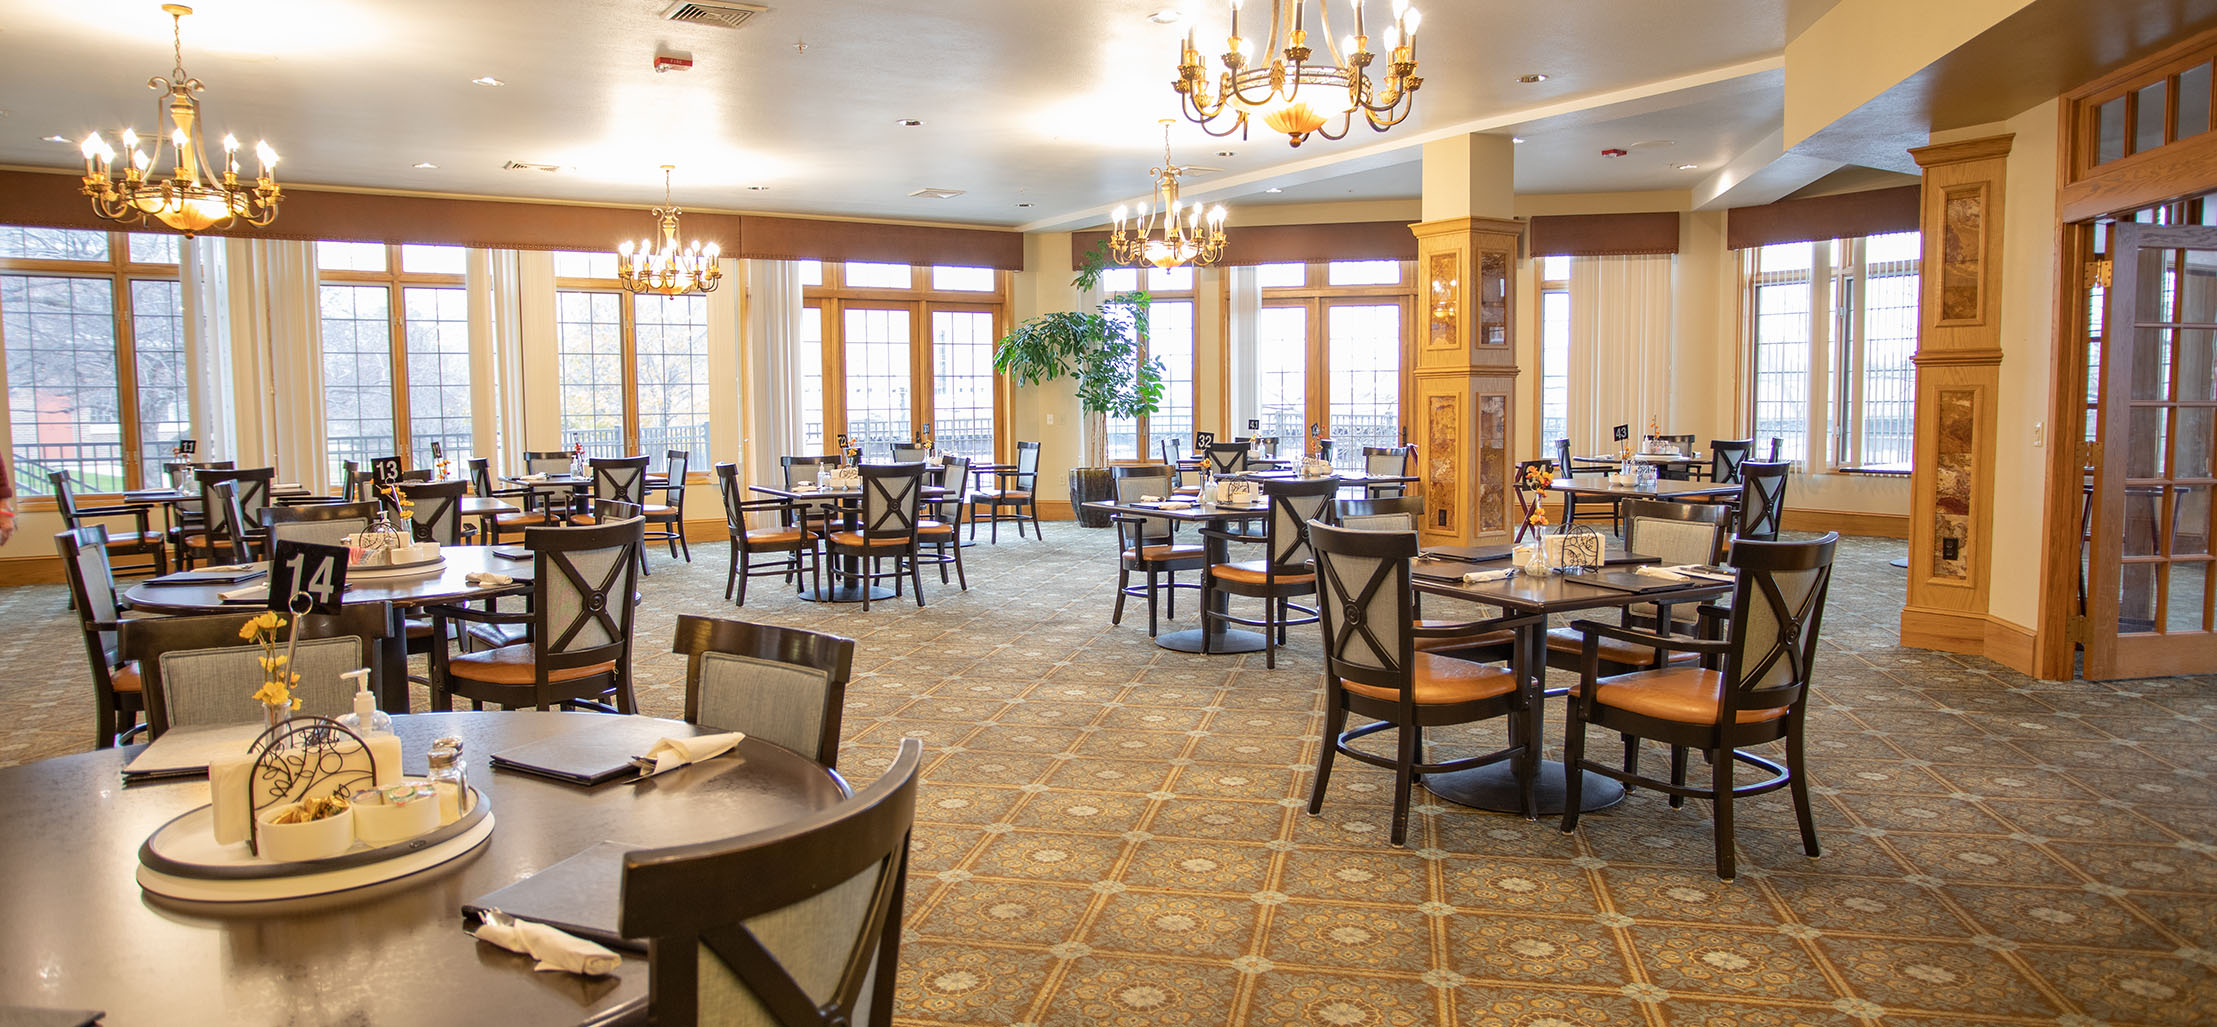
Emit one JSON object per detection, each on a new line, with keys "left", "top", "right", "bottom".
{"left": 1254, "top": 297, "right": 1409, "bottom": 467}
{"left": 2085, "top": 222, "right": 2217, "bottom": 678}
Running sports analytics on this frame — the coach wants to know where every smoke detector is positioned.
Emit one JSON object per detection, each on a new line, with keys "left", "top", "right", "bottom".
{"left": 662, "top": 1, "right": 768, "bottom": 29}
{"left": 1600, "top": 148, "right": 1628, "bottom": 158}
{"left": 909, "top": 187, "right": 965, "bottom": 199}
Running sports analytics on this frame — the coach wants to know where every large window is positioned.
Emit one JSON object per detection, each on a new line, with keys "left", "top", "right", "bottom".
{"left": 1251, "top": 260, "right": 1413, "bottom": 469}
{"left": 1745, "top": 233, "right": 1921, "bottom": 468}
{"left": 314, "top": 242, "right": 470, "bottom": 482}
{"left": 1537, "top": 256, "right": 1571, "bottom": 447}
{"left": 0, "top": 228, "right": 185, "bottom": 495}
{"left": 552, "top": 254, "right": 711, "bottom": 474}
{"left": 802, "top": 263, "right": 1007, "bottom": 461}
{"left": 1100, "top": 266, "right": 1194, "bottom": 461}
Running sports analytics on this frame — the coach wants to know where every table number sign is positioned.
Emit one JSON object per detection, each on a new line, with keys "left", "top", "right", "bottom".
{"left": 1612, "top": 424, "right": 1631, "bottom": 443}
{"left": 268, "top": 540, "right": 350, "bottom": 615}
{"left": 370, "top": 456, "right": 404, "bottom": 487}
{"left": 177, "top": 438, "right": 198, "bottom": 455}
{"left": 835, "top": 432, "right": 850, "bottom": 450}
{"left": 1310, "top": 421, "right": 1321, "bottom": 439}
{"left": 1195, "top": 431, "right": 1216, "bottom": 449}
{"left": 429, "top": 441, "right": 443, "bottom": 462}
{"left": 1247, "top": 418, "right": 1260, "bottom": 431}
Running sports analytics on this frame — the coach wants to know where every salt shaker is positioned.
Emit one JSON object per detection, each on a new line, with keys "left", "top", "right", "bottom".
{"left": 426, "top": 738, "right": 470, "bottom": 824}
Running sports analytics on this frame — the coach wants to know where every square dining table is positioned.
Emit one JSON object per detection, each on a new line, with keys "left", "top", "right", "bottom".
{"left": 1411, "top": 556, "right": 1734, "bottom": 816}
{"left": 751, "top": 482, "right": 951, "bottom": 603}
{"left": 1083, "top": 497, "right": 1273, "bottom": 654}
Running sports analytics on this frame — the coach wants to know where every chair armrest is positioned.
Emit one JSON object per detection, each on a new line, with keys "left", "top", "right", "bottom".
{"left": 1565, "top": 618, "right": 1730, "bottom": 656}
{"left": 1196, "top": 526, "right": 1263, "bottom": 545}
{"left": 422, "top": 603, "right": 532, "bottom": 626}
{"left": 1412, "top": 611, "right": 1543, "bottom": 638}
{"left": 77, "top": 505, "right": 154, "bottom": 534}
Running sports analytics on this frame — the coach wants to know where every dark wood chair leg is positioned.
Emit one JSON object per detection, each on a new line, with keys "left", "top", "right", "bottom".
{"left": 1669, "top": 744, "right": 1690, "bottom": 808}
{"left": 1560, "top": 703, "right": 1589, "bottom": 833}
{"left": 1111, "top": 564, "right": 1130, "bottom": 625}
{"left": 1028, "top": 501, "right": 1043, "bottom": 540}
{"left": 1787, "top": 722, "right": 1821, "bottom": 859}
{"left": 909, "top": 553, "right": 927, "bottom": 607}
{"left": 1621, "top": 733, "right": 1640, "bottom": 792}
{"left": 1309, "top": 696, "right": 1345, "bottom": 815}
{"left": 724, "top": 545, "right": 740, "bottom": 600}
{"left": 1390, "top": 721, "right": 1420, "bottom": 847}
{"left": 94, "top": 693, "right": 116, "bottom": 750}
{"left": 951, "top": 540, "right": 966, "bottom": 590}
{"left": 1145, "top": 568, "right": 1160, "bottom": 637}
{"left": 1713, "top": 744, "right": 1737, "bottom": 880}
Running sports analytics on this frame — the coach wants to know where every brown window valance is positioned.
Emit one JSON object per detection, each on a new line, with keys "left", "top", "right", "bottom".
{"left": 1069, "top": 219, "right": 1417, "bottom": 269}
{"left": 1526, "top": 212, "right": 1681, "bottom": 256}
{"left": 0, "top": 169, "right": 1026, "bottom": 270}
{"left": 1726, "top": 185, "right": 1921, "bottom": 249}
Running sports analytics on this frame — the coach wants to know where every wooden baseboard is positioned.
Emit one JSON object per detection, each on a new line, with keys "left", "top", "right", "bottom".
{"left": 1899, "top": 605, "right": 2043, "bottom": 677}
{"left": 1783, "top": 508, "right": 1908, "bottom": 538}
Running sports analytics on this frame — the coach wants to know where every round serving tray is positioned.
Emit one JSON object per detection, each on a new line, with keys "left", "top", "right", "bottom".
{"left": 138, "top": 787, "right": 491, "bottom": 893}
{"left": 350, "top": 553, "right": 447, "bottom": 578}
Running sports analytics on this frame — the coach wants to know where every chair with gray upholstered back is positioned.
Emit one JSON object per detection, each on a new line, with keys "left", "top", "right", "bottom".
{"left": 1736, "top": 461, "right": 1790, "bottom": 542}
{"left": 828, "top": 463, "right": 927, "bottom": 611}
{"left": 672, "top": 614, "right": 854, "bottom": 768}
{"left": 1204, "top": 441, "right": 1250, "bottom": 475}
{"left": 58, "top": 526, "right": 145, "bottom": 748}
{"left": 1361, "top": 445, "right": 1414, "bottom": 498}
{"left": 1199, "top": 475, "right": 1337, "bottom": 669}
{"left": 1707, "top": 440, "right": 1754, "bottom": 484}
{"left": 1539, "top": 499, "right": 1734, "bottom": 676}
{"left": 117, "top": 603, "right": 399, "bottom": 739}
{"left": 618, "top": 737, "right": 922, "bottom": 1027}
{"left": 1332, "top": 495, "right": 1424, "bottom": 532}
{"left": 427, "top": 516, "right": 644, "bottom": 713}
{"left": 396, "top": 479, "right": 469, "bottom": 545}
{"left": 1108, "top": 464, "right": 1202, "bottom": 637}
{"left": 262, "top": 500, "right": 381, "bottom": 550}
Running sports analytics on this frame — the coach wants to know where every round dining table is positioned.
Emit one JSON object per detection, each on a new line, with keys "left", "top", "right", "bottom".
{"left": 0, "top": 710, "right": 847, "bottom": 1026}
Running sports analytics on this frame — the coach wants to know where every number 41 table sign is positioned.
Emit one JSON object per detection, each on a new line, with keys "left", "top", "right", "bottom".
{"left": 269, "top": 540, "right": 350, "bottom": 615}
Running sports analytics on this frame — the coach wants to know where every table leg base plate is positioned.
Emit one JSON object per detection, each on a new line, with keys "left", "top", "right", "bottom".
{"left": 1423, "top": 760, "right": 1627, "bottom": 816}
{"left": 798, "top": 585, "right": 897, "bottom": 604}
{"left": 1155, "top": 627, "right": 1267, "bottom": 654}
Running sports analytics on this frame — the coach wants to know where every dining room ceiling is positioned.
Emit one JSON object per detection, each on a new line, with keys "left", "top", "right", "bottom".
{"left": 0, "top": 0, "right": 1845, "bottom": 230}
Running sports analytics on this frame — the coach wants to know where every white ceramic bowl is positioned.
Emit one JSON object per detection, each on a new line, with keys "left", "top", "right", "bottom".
{"left": 351, "top": 785, "right": 442, "bottom": 847}
{"left": 255, "top": 803, "right": 355, "bottom": 862}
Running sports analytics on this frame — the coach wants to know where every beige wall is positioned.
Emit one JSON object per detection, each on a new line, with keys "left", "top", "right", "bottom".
{"left": 1985, "top": 100, "right": 2063, "bottom": 631}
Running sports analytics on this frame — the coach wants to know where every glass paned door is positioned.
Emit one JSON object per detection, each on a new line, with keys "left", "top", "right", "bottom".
{"left": 929, "top": 308, "right": 996, "bottom": 459}
{"left": 1256, "top": 305, "right": 1308, "bottom": 450}
{"left": 2087, "top": 223, "right": 2217, "bottom": 678}
{"left": 1325, "top": 302, "right": 1403, "bottom": 469}
{"left": 843, "top": 306, "right": 913, "bottom": 460}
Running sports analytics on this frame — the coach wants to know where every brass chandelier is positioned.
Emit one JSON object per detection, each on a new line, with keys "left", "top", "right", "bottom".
{"left": 80, "top": 5, "right": 281, "bottom": 236}
{"left": 1108, "top": 122, "right": 1229, "bottom": 271}
{"left": 1173, "top": 0, "right": 1423, "bottom": 148}
{"left": 616, "top": 166, "right": 722, "bottom": 296}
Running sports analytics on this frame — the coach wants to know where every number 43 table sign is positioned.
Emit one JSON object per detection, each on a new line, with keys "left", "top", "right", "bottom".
{"left": 269, "top": 540, "right": 351, "bottom": 614}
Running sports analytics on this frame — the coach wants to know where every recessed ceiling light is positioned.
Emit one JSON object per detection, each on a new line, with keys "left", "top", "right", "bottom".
{"left": 1216, "top": 150, "right": 1236, "bottom": 157}
{"left": 42, "top": 134, "right": 70, "bottom": 143}
{"left": 1511, "top": 136, "right": 1526, "bottom": 144}
{"left": 1016, "top": 202, "right": 1033, "bottom": 207}
{"left": 746, "top": 185, "right": 771, "bottom": 191}
{"left": 412, "top": 161, "right": 438, "bottom": 169}
{"left": 1148, "top": 8, "right": 1184, "bottom": 24}
{"left": 1517, "top": 73, "right": 1548, "bottom": 84}
{"left": 1675, "top": 163, "right": 1699, "bottom": 171}
{"left": 1265, "top": 187, "right": 1283, "bottom": 193}
{"left": 895, "top": 118, "right": 923, "bottom": 127}
{"left": 471, "top": 76, "right": 504, "bottom": 86}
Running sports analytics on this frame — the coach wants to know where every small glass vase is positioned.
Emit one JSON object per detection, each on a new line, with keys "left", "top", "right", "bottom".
{"left": 262, "top": 699, "right": 292, "bottom": 731}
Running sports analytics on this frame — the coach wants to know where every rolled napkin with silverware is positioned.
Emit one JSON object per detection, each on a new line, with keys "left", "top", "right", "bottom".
{"left": 468, "top": 910, "right": 621, "bottom": 975}
{"left": 1461, "top": 568, "right": 1514, "bottom": 584}
{"left": 634, "top": 731, "right": 745, "bottom": 777}
{"left": 464, "top": 571, "right": 514, "bottom": 587}
{"left": 1633, "top": 565, "right": 1692, "bottom": 582}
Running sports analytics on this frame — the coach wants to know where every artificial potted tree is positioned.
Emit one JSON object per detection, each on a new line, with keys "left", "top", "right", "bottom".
{"left": 993, "top": 244, "right": 1164, "bottom": 527}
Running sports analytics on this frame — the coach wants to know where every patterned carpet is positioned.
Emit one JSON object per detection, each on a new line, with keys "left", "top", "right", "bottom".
{"left": 4, "top": 529, "right": 2213, "bottom": 1026}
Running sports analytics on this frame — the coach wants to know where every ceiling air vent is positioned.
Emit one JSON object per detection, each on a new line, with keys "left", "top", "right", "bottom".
{"left": 909, "top": 187, "right": 965, "bottom": 199}
{"left": 503, "top": 161, "right": 567, "bottom": 174}
{"left": 662, "top": 1, "right": 769, "bottom": 29}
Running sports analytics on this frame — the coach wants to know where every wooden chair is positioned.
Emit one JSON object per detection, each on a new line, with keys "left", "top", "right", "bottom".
{"left": 1647, "top": 434, "right": 1699, "bottom": 480}
{"left": 1159, "top": 438, "right": 1199, "bottom": 494}
{"left": 1108, "top": 464, "right": 1203, "bottom": 637}
{"left": 1736, "top": 461, "right": 1790, "bottom": 542}
{"left": 971, "top": 440, "right": 1042, "bottom": 542}
{"left": 917, "top": 456, "right": 970, "bottom": 591}
{"left": 715, "top": 462, "right": 821, "bottom": 606}
{"left": 1765, "top": 437, "right": 1783, "bottom": 461}
{"left": 671, "top": 614, "right": 854, "bottom": 768}
{"left": 50, "top": 472, "right": 168, "bottom": 579}
{"left": 1203, "top": 441, "right": 1250, "bottom": 476}
{"left": 468, "top": 457, "right": 530, "bottom": 541}
{"left": 889, "top": 444, "right": 929, "bottom": 463}
{"left": 262, "top": 500, "right": 379, "bottom": 549}
{"left": 427, "top": 517, "right": 644, "bottom": 713}
{"left": 571, "top": 455, "right": 653, "bottom": 574}
{"left": 617, "top": 737, "right": 921, "bottom": 1027}
{"left": 1554, "top": 438, "right": 1617, "bottom": 533}
{"left": 828, "top": 463, "right": 928, "bottom": 611}
{"left": 1362, "top": 445, "right": 1415, "bottom": 498}
{"left": 1707, "top": 439, "right": 1754, "bottom": 484}
{"left": 1199, "top": 476, "right": 1338, "bottom": 669}
{"left": 1307, "top": 520, "right": 1542, "bottom": 842}
{"left": 1538, "top": 499, "right": 1733, "bottom": 676}
{"left": 1560, "top": 533, "right": 1841, "bottom": 879}
{"left": 182, "top": 482, "right": 250, "bottom": 566}
{"left": 646, "top": 450, "right": 691, "bottom": 563}
{"left": 57, "top": 526, "right": 146, "bottom": 748}
{"left": 1332, "top": 495, "right": 1423, "bottom": 532}
{"left": 396, "top": 479, "right": 469, "bottom": 545}
{"left": 1512, "top": 458, "right": 1556, "bottom": 542}
{"left": 186, "top": 468, "right": 272, "bottom": 564}
{"left": 118, "top": 604, "right": 398, "bottom": 740}
{"left": 781, "top": 454, "right": 845, "bottom": 539}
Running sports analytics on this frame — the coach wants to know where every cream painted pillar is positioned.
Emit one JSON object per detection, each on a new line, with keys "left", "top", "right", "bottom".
{"left": 1900, "top": 134, "right": 2011, "bottom": 655}
{"left": 1412, "top": 134, "right": 1523, "bottom": 545}
{"left": 706, "top": 256, "right": 744, "bottom": 479}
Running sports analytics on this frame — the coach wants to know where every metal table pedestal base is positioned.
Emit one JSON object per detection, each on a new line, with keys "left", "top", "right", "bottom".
{"left": 1424, "top": 760, "right": 1628, "bottom": 816}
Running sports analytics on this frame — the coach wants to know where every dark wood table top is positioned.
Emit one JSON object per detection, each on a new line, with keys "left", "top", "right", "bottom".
{"left": 1083, "top": 499, "right": 1272, "bottom": 523}
{"left": 750, "top": 483, "right": 951, "bottom": 501}
{"left": 1547, "top": 474, "right": 1740, "bottom": 500}
{"left": 121, "top": 485, "right": 317, "bottom": 504}
{"left": 123, "top": 545, "right": 533, "bottom": 615}
{"left": 0, "top": 710, "right": 846, "bottom": 1027}
{"left": 1414, "top": 564, "right": 1732, "bottom": 616}
{"left": 1224, "top": 470, "right": 1418, "bottom": 487}
{"left": 1578, "top": 452, "right": 1706, "bottom": 466}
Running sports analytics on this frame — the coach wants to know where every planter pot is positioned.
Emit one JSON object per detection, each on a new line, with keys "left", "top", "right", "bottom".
{"left": 1068, "top": 467, "right": 1115, "bottom": 528}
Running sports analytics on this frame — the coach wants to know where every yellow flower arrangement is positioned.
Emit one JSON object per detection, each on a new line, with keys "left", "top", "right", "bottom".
{"left": 378, "top": 484, "right": 415, "bottom": 522}
{"left": 241, "top": 611, "right": 302, "bottom": 710}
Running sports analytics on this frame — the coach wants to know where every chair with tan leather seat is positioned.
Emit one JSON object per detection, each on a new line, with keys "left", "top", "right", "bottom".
{"left": 567, "top": 455, "right": 652, "bottom": 574}
{"left": 918, "top": 455, "right": 970, "bottom": 591}
{"left": 671, "top": 614, "right": 854, "bottom": 768}
{"left": 1198, "top": 475, "right": 1337, "bottom": 669}
{"left": 1536, "top": 499, "right": 1733, "bottom": 677}
{"left": 50, "top": 472, "right": 169, "bottom": 580}
{"left": 1560, "top": 533, "right": 1840, "bottom": 880}
{"left": 828, "top": 462, "right": 928, "bottom": 611}
{"left": 1361, "top": 444, "right": 1415, "bottom": 498}
{"left": 970, "top": 440, "right": 1043, "bottom": 542}
{"left": 643, "top": 450, "right": 690, "bottom": 563}
{"left": 716, "top": 462, "right": 821, "bottom": 606}
{"left": 1108, "top": 464, "right": 1202, "bottom": 637}
{"left": 468, "top": 457, "right": 535, "bottom": 542}
{"left": 119, "top": 604, "right": 399, "bottom": 739}
{"left": 426, "top": 516, "right": 644, "bottom": 713}
{"left": 185, "top": 468, "right": 272, "bottom": 565}
{"left": 57, "top": 526, "right": 146, "bottom": 748}
{"left": 1307, "top": 520, "right": 1542, "bottom": 843}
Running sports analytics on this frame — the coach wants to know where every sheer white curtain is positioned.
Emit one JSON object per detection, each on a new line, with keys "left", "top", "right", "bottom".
{"left": 1223, "top": 265, "right": 1260, "bottom": 435}
{"left": 180, "top": 237, "right": 234, "bottom": 463}
{"left": 219, "top": 237, "right": 324, "bottom": 488}
{"left": 1567, "top": 254, "right": 1673, "bottom": 452}
{"left": 474, "top": 249, "right": 525, "bottom": 476}
{"left": 742, "top": 259, "right": 805, "bottom": 481}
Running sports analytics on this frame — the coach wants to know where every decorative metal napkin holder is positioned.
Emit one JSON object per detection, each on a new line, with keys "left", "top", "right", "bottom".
{"left": 1554, "top": 524, "right": 1604, "bottom": 569}
{"left": 243, "top": 716, "right": 375, "bottom": 857}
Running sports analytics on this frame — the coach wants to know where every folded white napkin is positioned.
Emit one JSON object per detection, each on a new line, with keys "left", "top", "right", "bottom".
{"left": 636, "top": 731, "right": 745, "bottom": 777}
{"left": 1139, "top": 495, "right": 1163, "bottom": 503}
{"left": 204, "top": 563, "right": 256, "bottom": 573}
{"left": 471, "top": 912, "right": 621, "bottom": 975}
{"left": 519, "top": 473, "right": 549, "bottom": 482}
{"left": 465, "top": 571, "right": 515, "bottom": 586}
{"left": 1461, "top": 569, "right": 1515, "bottom": 584}
{"left": 273, "top": 482, "right": 301, "bottom": 491}
{"left": 219, "top": 584, "right": 269, "bottom": 601}
{"left": 1156, "top": 501, "right": 1194, "bottom": 510}
{"left": 1635, "top": 565, "right": 1691, "bottom": 582}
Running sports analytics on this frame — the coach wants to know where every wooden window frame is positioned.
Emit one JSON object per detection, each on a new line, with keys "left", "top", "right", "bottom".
{"left": 1229, "top": 260, "right": 1417, "bottom": 452}
{"left": 318, "top": 244, "right": 467, "bottom": 466}
{"left": 801, "top": 261, "right": 1011, "bottom": 460}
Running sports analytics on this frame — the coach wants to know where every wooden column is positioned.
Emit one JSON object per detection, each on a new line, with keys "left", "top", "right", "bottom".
{"left": 1900, "top": 135, "right": 2012, "bottom": 654}
{"left": 1410, "top": 217, "right": 1524, "bottom": 547}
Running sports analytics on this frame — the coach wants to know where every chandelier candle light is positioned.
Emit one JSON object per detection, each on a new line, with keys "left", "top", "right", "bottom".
{"left": 1173, "top": 0, "right": 1423, "bottom": 147}
{"left": 616, "top": 165, "right": 722, "bottom": 296}
{"left": 1108, "top": 122, "right": 1229, "bottom": 270}
{"left": 80, "top": 5, "right": 281, "bottom": 235}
